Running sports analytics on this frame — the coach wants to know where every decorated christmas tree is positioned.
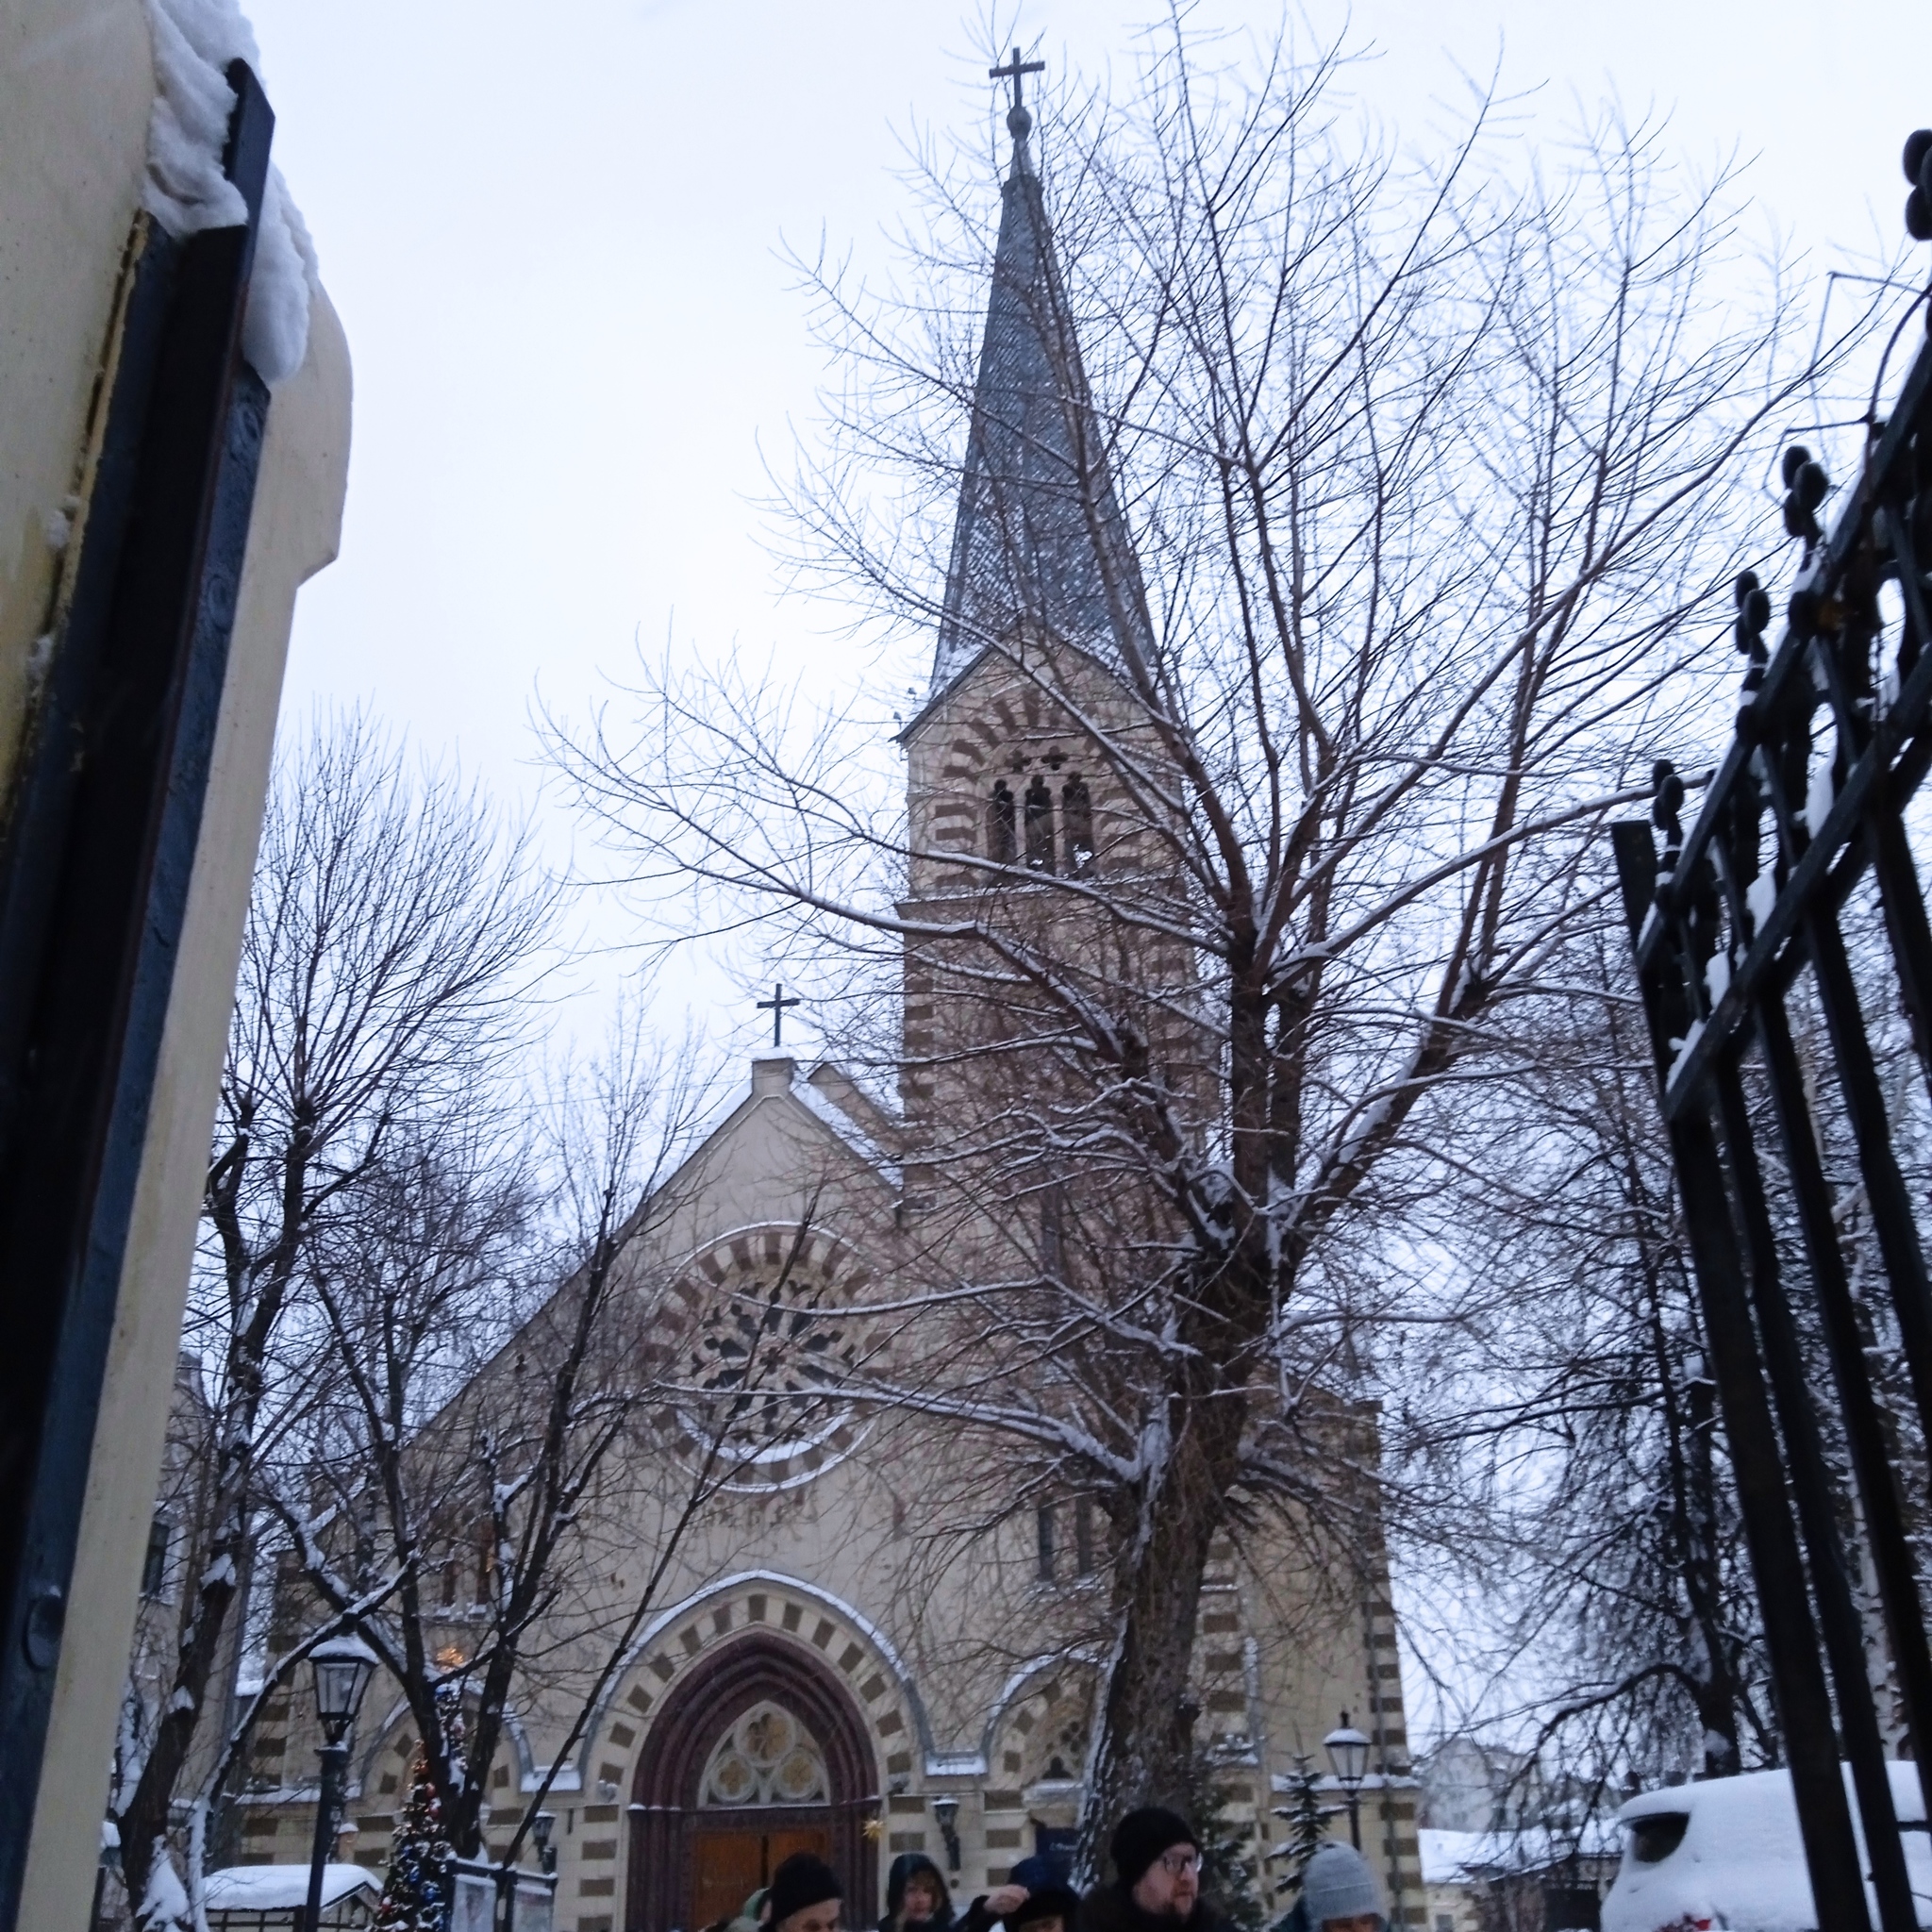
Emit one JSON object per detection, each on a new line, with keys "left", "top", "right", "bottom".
{"left": 375, "top": 1695, "right": 461, "bottom": 1931}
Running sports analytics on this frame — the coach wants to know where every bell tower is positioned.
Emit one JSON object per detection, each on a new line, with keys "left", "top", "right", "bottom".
{"left": 894, "top": 57, "right": 1163, "bottom": 1127}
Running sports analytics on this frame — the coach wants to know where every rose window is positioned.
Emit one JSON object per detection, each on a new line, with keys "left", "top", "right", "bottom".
{"left": 650, "top": 1231, "right": 878, "bottom": 1492}
{"left": 682, "top": 1273, "right": 864, "bottom": 1485}
{"left": 701, "top": 1702, "right": 829, "bottom": 1807}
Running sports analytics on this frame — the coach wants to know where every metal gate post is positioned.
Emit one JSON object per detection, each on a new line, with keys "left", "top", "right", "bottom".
{"left": 1614, "top": 822, "right": 1874, "bottom": 1929}
{"left": 1800, "top": 908, "right": 1932, "bottom": 1460}
{"left": 1708, "top": 1055, "right": 1916, "bottom": 1932}
{"left": 1613, "top": 125, "right": 1932, "bottom": 1931}
{"left": 1753, "top": 996, "right": 1932, "bottom": 1771}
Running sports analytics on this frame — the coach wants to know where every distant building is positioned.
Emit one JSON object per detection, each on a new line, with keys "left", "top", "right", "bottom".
{"left": 1418, "top": 1825, "right": 1619, "bottom": 1932}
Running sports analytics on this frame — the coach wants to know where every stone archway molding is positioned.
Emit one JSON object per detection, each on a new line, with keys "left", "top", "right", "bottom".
{"left": 626, "top": 1630, "right": 879, "bottom": 1932}
{"left": 575, "top": 1571, "right": 940, "bottom": 1790}
{"left": 978, "top": 1649, "right": 1103, "bottom": 1796}
{"left": 976, "top": 1648, "right": 1101, "bottom": 1768}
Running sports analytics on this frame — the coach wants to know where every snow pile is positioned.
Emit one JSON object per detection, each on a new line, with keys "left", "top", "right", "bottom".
{"left": 137, "top": 1855, "right": 191, "bottom": 1930}
{"left": 1603, "top": 1763, "right": 1932, "bottom": 1932}
{"left": 139, "top": 0, "right": 319, "bottom": 385}
{"left": 204, "top": 1863, "right": 379, "bottom": 1910}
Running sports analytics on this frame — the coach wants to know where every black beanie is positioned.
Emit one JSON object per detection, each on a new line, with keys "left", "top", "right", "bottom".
{"left": 769, "top": 1853, "right": 842, "bottom": 1928}
{"left": 1109, "top": 1807, "right": 1198, "bottom": 1887}
{"left": 1007, "top": 1883, "right": 1082, "bottom": 1932}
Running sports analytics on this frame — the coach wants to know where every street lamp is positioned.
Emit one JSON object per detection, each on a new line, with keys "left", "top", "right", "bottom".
{"left": 303, "top": 1636, "right": 376, "bottom": 1932}
{"left": 533, "top": 1810, "right": 557, "bottom": 1876}
{"left": 931, "top": 1795, "right": 961, "bottom": 1872}
{"left": 1323, "top": 1713, "right": 1372, "bottom": 1851}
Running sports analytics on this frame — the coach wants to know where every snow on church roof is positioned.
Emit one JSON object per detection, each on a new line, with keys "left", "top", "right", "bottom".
{"left": 791, "top": 1064, "right": 902, "bottom": 1188}
{"left": 928, "top": 90, "right": 1149, "bottom": 698}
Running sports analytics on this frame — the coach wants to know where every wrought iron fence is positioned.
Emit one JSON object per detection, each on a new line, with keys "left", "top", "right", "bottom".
{"left": 1617, "top": 131, "right": 1932, "bottom": 1932}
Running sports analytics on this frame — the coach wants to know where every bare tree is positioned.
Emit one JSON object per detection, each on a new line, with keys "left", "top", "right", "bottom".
{"left": 1396, "top": 871, "right": 1932, "bottom": 1808}
{"left": 115, "top": 712, "right": 554, "bottom": 1923}
{"left": 258, "top": 1012, "right": 843, "bottom": 1888}
{"left": 549, "top": 22, "right": 1880, "bottom": 1851}
{"left": 1391, "top": 934, "right": 1772, "bottom": 1799}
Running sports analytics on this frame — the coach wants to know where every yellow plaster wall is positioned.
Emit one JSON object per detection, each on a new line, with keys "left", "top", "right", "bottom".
{"left": 3, "top": 14, "right": 355, "bottom": 1914}
{"left": 0, "top": 0, "right": 156, "bottom": 782}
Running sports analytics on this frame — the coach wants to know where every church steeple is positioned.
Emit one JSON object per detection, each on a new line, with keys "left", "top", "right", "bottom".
{"left": 928, "top": 54, "right": 1147, "bottom": 697}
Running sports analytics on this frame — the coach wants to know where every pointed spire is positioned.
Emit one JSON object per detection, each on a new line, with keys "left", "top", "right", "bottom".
{"left": 928, "top": 55, "right": 1148, "bottom": 697}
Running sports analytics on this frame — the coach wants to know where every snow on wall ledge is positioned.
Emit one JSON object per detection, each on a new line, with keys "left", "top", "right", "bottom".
{"left": 141, "top": 0, "right": 319, "bottom": 386}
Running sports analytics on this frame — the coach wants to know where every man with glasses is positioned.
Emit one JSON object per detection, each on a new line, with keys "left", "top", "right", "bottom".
{"left": 1077, "top": 1807, "right": 1227, "bottom": 1932}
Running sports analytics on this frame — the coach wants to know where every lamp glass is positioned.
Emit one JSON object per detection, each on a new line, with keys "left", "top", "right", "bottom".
{"left": 1323, "top": 1723, "right": 1371, "bottom": 1787}
{"left": 932, "top": 1796, "right": 959, "bottom": 1826}
{"left": 533, "top": 1811, "right": 555, "bottom": 1852}
{"left": 310, "top": 1638, "right": 376, "bottom": 1742}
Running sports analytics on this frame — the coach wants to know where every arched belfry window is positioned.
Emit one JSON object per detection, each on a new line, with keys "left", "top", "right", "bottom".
{"left": 988, "top": 778, "right": 1017, "bottom": 864}
{"left": 1061, "top": 773, "right": 1094, "bottom": 875}
{"left": 1024, "top": 774, "right": 1057, "bottom": 872}
{"left": 700, "top": 1701, "right": 829, "bottom": 1807}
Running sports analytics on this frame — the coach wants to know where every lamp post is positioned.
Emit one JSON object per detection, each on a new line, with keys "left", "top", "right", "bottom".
{"left": 1323, "top": 1714, "right": 1371, "bottom": 1852}
{"left": 932, "top": 1795, "right": 961, "bottom": 1872}
{"left": 497, "top": 1811, "right": 558, "bottom": 1932}
{"left": 303, "top": 1636, "right": 375, "bottom": 1932}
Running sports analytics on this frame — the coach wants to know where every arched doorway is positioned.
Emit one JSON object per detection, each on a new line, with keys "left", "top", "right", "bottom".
{"left": 626, "top": 1634, "right": 878, "bottom": 1932}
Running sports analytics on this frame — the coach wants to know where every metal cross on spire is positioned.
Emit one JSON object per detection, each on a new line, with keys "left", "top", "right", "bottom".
{"left": 756, "top": 982, "right": 801, "bottom": 1048}
{"left": 990, "top": 45, "right": 1044, "bottom": 115}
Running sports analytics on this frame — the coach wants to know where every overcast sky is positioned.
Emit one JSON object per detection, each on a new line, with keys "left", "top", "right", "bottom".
{"left": 243, "top": 0, "right": 1922, "bottom": 1061}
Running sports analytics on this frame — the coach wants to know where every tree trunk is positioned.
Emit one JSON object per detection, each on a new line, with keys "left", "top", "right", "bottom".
{"left": 1080, "top": 1376, "right": 1249, "bottom": 1866}
{"left": 117, "top": 1441, "right": 247, "bottom": 1917}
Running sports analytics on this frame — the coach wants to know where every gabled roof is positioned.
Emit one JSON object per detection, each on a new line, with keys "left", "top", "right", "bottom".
{"left": 672, "top": 1057, "right": 904, "bottom": 1202}
{"left": 928, "top": 99, "right": 1149, "bottom": 698}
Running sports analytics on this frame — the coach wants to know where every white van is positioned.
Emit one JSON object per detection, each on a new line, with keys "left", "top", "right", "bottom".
{"left": 1603, "top": 1762, "right": 1931, "bottom": 1932}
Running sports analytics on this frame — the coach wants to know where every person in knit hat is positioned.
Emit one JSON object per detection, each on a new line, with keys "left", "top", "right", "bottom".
{"left": 1075, "top": 1806, "right": 1228, "bottom": 1932}
{"left": 1274, "top": 1842, "right": 1382, "bottom": 1932}
{"left": 954, "top": 1853, "right": 1045, "bottom": 1932}
{"left": 768, "top": 1852, "right": 843, "bottom": 1932}
{"left": 1004, "top": 1878, "right": 1081, "bottom": 1932}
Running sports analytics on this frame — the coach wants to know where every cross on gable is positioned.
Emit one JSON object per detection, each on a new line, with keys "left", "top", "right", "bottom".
{"left": 756, "top": 982, "right": 801, "bottom": 1049}
{"left": 990, "top": 45, "right": 1045, "bottom": 113}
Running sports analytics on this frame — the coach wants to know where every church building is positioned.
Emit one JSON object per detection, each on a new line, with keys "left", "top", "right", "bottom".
{"left": 238, "top": 69, "right": 1421, "bottom": 1932}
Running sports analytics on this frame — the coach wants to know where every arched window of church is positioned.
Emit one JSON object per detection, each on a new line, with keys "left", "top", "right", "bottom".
{"left": 1060, "top": 773, "right": 1094, "bottom": 876}
{"left": 1024, "top": 774, "right": 1056, "bottom": 872}
{"left": 988, "top": 778, "right": 1017, "bottom": 864}
{"left": 699, "top": 1701, "right": 829, "bottom": 1807}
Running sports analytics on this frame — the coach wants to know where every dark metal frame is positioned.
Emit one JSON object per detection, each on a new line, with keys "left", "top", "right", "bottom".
{"left": 0, "top": 64, "right": 276, "bottom": 1931}
{"left": 1617, "top": 227, "right": 1932, "bottom": 1927}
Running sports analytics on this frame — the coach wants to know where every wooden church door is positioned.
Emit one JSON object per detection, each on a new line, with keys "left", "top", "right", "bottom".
{"left": 691, "top": 1826, "right": 832, "bottom": 1926}
{"left": 627, "top": 1634, "right": 876, "bottom": 1931}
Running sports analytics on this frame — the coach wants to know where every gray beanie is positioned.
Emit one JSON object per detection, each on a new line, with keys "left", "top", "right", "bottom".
{"left": 1300, "top": 1843, "right": 1381, "bottom": 1925}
